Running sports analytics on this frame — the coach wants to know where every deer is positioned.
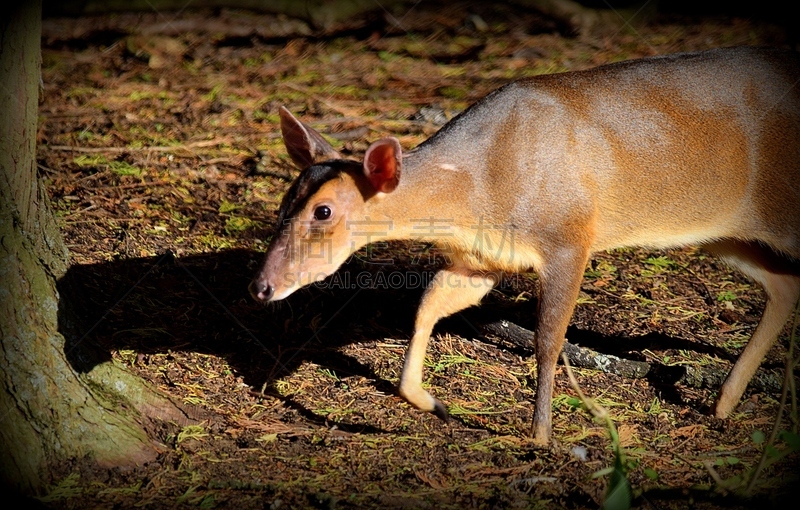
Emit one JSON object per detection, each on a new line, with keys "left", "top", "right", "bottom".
{"left": 250, "top": 46, "right": 800, "bottom": 445}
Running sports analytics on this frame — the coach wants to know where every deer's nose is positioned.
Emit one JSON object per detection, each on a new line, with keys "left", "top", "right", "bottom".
{"left": 249, "top": 280, "right": 274, "bottom": 302}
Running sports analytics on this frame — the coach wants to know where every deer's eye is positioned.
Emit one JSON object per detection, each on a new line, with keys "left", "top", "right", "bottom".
{"left": 313, "top": 205, "right": 332, "bottom": 221}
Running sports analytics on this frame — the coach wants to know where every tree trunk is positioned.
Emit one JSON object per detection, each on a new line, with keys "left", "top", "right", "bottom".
{"left": 1, "top": 3, "right": 189, "bottom": 494}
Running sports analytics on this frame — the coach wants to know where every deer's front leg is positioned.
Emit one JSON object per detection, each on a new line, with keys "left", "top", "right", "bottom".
{"left": 398, "top": 265, "right": 499, "bottom": 420}
{"left": 531, "top": 247, "right": 590, "bottom": 445}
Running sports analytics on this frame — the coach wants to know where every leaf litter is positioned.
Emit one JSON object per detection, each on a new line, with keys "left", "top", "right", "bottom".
{"left": 38, "top": 2, "right": 799, "bottom": 508}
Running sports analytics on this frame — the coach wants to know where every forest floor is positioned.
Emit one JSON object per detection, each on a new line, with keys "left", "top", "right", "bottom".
{"left": 36, "top": 2, "right": 799, "bottom": 508}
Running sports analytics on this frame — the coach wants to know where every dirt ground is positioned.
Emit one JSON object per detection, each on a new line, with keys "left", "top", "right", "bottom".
{"left": 36, "top": 2, "right": 799, "bottom": 508}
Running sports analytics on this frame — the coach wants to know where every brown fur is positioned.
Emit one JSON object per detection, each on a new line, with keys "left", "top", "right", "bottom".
{"left": 251, "top": 46, "right": 800, "bottom": 445}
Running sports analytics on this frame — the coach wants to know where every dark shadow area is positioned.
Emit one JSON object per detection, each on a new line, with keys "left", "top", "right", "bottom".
{"left": 450, "top": 296, "right": 780, "bottom": 411}
{"left": 454, "top": 295, "right": 734, "bottom": 360}
{"left": 56, "top": 247, "right": 432, "bottom": 432}
{"left": 56, "top": 247, "right": 780, "bottom": 428}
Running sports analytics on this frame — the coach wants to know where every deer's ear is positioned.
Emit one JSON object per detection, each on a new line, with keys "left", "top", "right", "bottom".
{"left": 279, "top": 106, "right": 341, "bottom": 169}
{"left": 363, "top": 138, "right": 402, "bottom": 194}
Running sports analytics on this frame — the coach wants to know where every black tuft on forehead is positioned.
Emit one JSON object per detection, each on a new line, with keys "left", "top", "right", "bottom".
{"left": 276, "top": 159, "right": 361, "bottom": 226}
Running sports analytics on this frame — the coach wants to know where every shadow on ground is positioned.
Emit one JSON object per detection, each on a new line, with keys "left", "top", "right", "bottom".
{"left": 55, "top": 249, "right": 428, "bottom": 424}
{"left": 54, "top": 246, "right": 755, "bottom": 425}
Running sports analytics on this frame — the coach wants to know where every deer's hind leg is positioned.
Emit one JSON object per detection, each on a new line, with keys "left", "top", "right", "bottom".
{"left": 703, "top": 240, "right": 800, "bottom": 418}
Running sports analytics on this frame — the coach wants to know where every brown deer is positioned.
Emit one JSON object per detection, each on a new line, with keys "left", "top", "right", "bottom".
{"left": 250, "top": 46, "right": 800, "bottom": 445}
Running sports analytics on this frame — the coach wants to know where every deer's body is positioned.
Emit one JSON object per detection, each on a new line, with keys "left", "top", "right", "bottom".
{"left": 251, "top": 46, "right": 800, "bottom": 444}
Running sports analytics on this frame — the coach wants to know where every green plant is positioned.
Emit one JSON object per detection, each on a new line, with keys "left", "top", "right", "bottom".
{"left": 562, "top": 354, "right": 631, "bottom": 510}
{"left": 701, "top": 298, "right": 800, "bottom": 497}
{"left": 742, "top": 298, "right": 800, "bottom": 495}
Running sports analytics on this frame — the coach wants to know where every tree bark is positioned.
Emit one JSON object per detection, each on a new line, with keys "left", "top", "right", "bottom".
{"left": 1, "top": 3, "right": 190, "bottom": 494}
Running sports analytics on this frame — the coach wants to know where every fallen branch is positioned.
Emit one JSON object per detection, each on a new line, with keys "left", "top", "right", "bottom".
{"left": 480, "top": 320, "right": 783, "bottom": 393}
{"left": 512, "top": 0, "right": 657, "bottom": 38}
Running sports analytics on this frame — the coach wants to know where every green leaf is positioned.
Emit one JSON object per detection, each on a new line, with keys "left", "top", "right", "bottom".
{"left": 716, "top": 290, "right": 737, "bottom": 302}
{"left": 604, "top": 465, "right": 632, "bottom": 510}
{"left": 592, "top": 466, "right": 614, "bottom": 479}
{"left": 779, "top": 430, "right": 800, "bottom": 451}
{"left": 752, "top": 429, "right": 766, "bottom": 445}
{"left": 766, "top": 444, "right": 781, "bottom": 458}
